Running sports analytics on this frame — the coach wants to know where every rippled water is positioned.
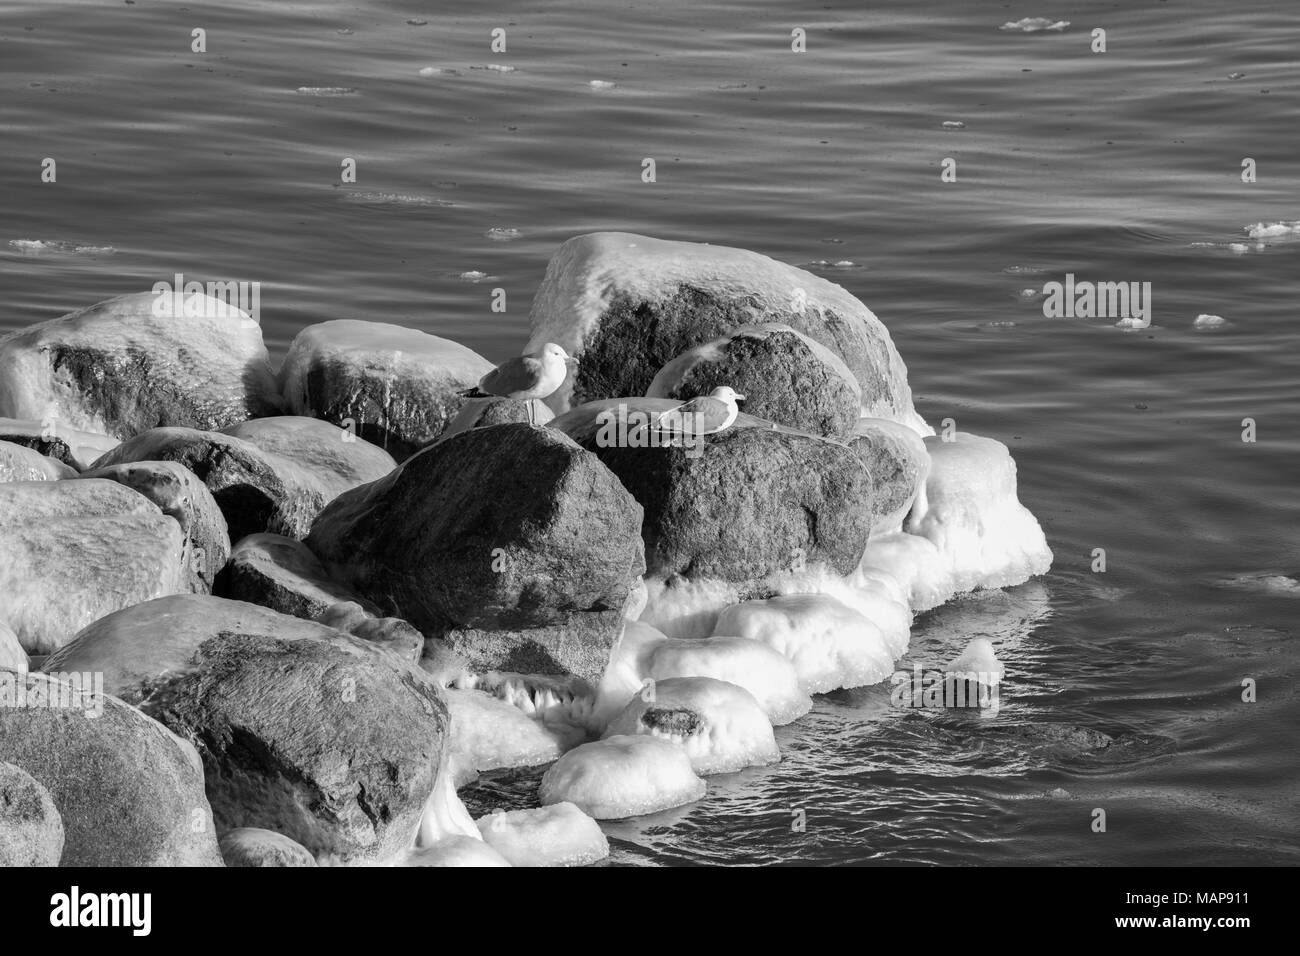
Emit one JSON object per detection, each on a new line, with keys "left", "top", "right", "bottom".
{"left": 3, "top": 0, "right": 1297, "bottom": 865}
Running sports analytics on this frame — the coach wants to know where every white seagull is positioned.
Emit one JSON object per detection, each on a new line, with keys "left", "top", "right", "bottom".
{"left": 460, "top": 342, "right": 572, "bottom": 424}
{"left": 648, "top": 386, "right": 746, "bottom": 442}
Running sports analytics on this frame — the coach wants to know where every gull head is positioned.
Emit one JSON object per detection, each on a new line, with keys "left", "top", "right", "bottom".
{"left": 708, "top": 386, "right": 746, "bottom": 405}
{"left": 540, "top": 343, "right": 571, "bottom": 363}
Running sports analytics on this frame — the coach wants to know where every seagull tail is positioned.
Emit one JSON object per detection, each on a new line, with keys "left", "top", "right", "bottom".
{"left": 457, "top": 387, "right": 492, "bottom": 398}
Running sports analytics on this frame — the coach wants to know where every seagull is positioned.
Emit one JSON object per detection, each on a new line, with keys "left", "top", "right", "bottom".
{"left": 646, "top": 386, "right": 746, "bottom": 443}
{"left": 459, "top": 342, "right": 572, "bottom": 425}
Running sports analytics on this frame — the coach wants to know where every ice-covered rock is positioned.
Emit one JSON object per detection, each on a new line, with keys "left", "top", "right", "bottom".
{"left": 712, "top": 592, "right": 897, "bottom": 694}
{"left": 0, "top": 291, "right": 279, "bottom": 440}
{"left": 649, "top": 636, "right": 811, "bottom": 725}
{"left": 604, "top": 676, "right": 778, "bottom": 774}
{"left": 0, "top": 480, "right": 188, "bottom": 654}
{"left": 539, "top": 735, "right": 706, "bottom": 819}
{"left": 443, "top": 687, "right": 571, "bottom": 780}
{"left": 81, "top": 459, "right": 231, "bottom": 593}
{"left": 0, "top": 417, "right": 119, "bottom": 471}
{"left": 0, "top": 439, "right": 75, "bottom": 481}
{"left": 854, "top": 531, "right": 954, "bottom": 613}
{"left": 476, "top": 803, "right": 609, "bottom": 866}
{"left": 591, "top": 620, "right": 671, "bottom": 728}
{"left": 0, "top": 619, "right": 26, "bottom": 673}
{"left": 279, "top": 319, "right": 495, "bottom": 459}
{"left": 222, "top": 532, "right": 378, "bottom": 620}
{"left": 43, "top": 594, "right": 448, "bottom": 865}
{"left": 525, "top": 232, "right": 927, "bottom": 431}
{"left": 89, "top": 417, "right": 393, "bottom": 541}
{"left": 646, "top": 323, "right": 861, "bottom": 438}
{"left": 399, "top": 836, "right": 512, "bottom": 866}
{"left": 219, "top": 828, "right": 318, "bottom": 867}
{"left": 307, "top": 423, "right": 645, "bottom": 685}
{"left": 850, "top": 417, "right": 930, "bottom": 533}
{"left": 0, "top": 761, "right": 64, "bottom": 866}
{"left": 0, "top": 672, "right": 223, "bottom": 866}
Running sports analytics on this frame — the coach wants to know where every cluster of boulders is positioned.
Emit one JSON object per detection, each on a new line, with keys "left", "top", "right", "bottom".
{"left": 0, "top": 232, "right": 1050, "bottom": 866}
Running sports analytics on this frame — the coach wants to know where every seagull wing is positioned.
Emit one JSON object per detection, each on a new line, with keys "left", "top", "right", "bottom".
{"left": 478, "top": 355, "right": 544, "bottom": 398}
{"left": 653, "top": 396, "right": 729, "bottom": 433}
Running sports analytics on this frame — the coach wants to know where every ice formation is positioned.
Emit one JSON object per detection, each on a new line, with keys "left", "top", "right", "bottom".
{"left": 945, "top": 638, "right": 1005, "bottom": 684}
{"left": 398, "top": 837, "right": 512, "bottom": 867}
{"left": 539, "top": 735, "right": 706, "bottom": 819}
{"left": 603, "top": 676, "right": 779, "bottom": 775}
{"left": 476, "top": 803, "right": 610, "bottom": 866}
{"left": 443, "top": 688, "right": 572, "bottom": 784}
{"left": 649, "top": 636, "right": 811, "bottom": 725}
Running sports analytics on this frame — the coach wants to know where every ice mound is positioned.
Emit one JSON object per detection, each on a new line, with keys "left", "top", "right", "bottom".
{"left": 443, "top": 688, "right": 572, "bottom": 783}
{"left": 539, "top": 735, "right": 706, "bottom": 819}
{"left": 399, "top": 837, "right": 512, "bottom": 867}
{"left": 713, "top": 593, "right": 897, "bottom": 695}
{"left": 855, "top": 531, "right": 954, "bottom": 613}
{"left": 649, "top": 636, "right": 811, "bottom": 725}
{"left": 639, "top": 575, "right": 742, "bottom": 639}
{"left": 603, "top": 676, "right": 779, "bottom": 775}
{"left": 1193, "top": 313, "right": 1228, "bottom": 329}
{"left": 904, "top": 433, "right": 1052, "bottom": 597}
{"left": 1245, "top": 220, "right": 1300, "bottom": 240}
{"left": 476, "top": 803, "right": 609, "bottom": 866}
{"left": 946, "top": 638, "right": 1005, "bottom": 684}
{"left": 591, "top": 620, "right": 670, "bottom": 730}
{"left": 416, "top": 748, "right": 483, "bottom": 848}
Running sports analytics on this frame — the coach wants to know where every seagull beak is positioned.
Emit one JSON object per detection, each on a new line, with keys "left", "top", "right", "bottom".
{"left": 734, "top": 393, "right": 747, "bottom": 402}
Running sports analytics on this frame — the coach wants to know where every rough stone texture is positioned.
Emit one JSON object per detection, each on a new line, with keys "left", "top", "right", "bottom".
{"left": 81, "top": 459, "right": 232, "bottom": 593}
{"left": 222, "top": 532, "right": 378, "bottom": 620}
{"left": 42, "top": 594, "right": 449, "bottom": 865}
{"left": 526, "top": 232, "right": 928, "bottom": 433}
{"left": 280, "top": 319, "right": 495, "bottom": 460}
{"left": 0, "top": 672, "right": 223, "bottom": 866}
{"left": 0, "top": 618, "right": 29, "bottom": 673}
{"left": 440, "top": 396, "right": 554, "bottom": 442}
{"left": 307, "top": 423, "right": 645, "bottom": 684}
{"left": 0, "top": 291, "right": 280, "bottom": 440}
{"left": 0, "top": 760, "right": 64, "bottom": 866}
{"left": 0, "top": 439, "right": 76, "bottom": 481}
{"left": 219, "top": 827, "right": 318, "bottom": 867}
{"left": 647, "top": 323, "right": 861, "bottom": 438}
{"left": 552, "top": 399, "right": 875, "bottom": 583}
{"left": 0, "top": 479, "right": 188, "bottom": 655}
{"left": 316, "top": 602, "right": 425, "bottom": 665}
{"left": 849, "top": 417, "right": 930, "bottom": 533}
{"left": 87, "top": 418, "right": 393, "bottom": 542}
{"left": 0, "top": 417, "right": 120, "bottom": 470}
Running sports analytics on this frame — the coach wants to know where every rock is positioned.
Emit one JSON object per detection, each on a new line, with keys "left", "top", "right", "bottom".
{"left": 87, "top": 418, "right": 393, "bottom": 541}
{"left": 0, "top": 618, "right": 29, "bottom": 673}
{"left": 81, "top": 460, "right": 231, "bottom": 593}
{"left": 0, "top": 761, "right": 64, "bottom": 866}
{"left": 0, "top": 672, "right": 223, "bottom": 866}
{"left": 222, "top": 532, "right": 378, "bottom": 620}
{"left": 526, "top": 232, "right": 927, "bottom": 431}
{"left": 849, "top": 417, "right": 929, "bottom": 533}
{"left": 0, "top": 291, "right": 279, "bottom": 440}
{"left": 0, "top": 417, "right": 120, "bottom": 470}
{"left": 280, "top": 319, "right": 495, "bottom": 460}
{"left": 441, "top": 396, "right": 554, "bottom": 441}
{"left": 42, "top": 594, "right": 449, "bottom": 865}
{"left": 316, "top": 602, "right": 425, "bottom": 664}
{"left": 307, "top": 423, "right": 645, "bottom": 684}
{"left": 551, "top": 399, "right": 874, "bottom": 584}
{"left": 0, "top": 439, "right": 76, "bottom": 481}
{"left": 219, "top": 828, "right": 317, "bottom": 867}
{"left": 647, "top": 323, "right": 861, "bottom": 438}
{"left": 0, "top": 480, "right": 188, "bottom": 654}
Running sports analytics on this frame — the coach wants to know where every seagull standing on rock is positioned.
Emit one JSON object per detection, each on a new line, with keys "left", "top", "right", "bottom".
{"left": 459, "top": 342, "right": 572, "bottom": 425}
{"left": 648, "top": 386, "right": 747, "bottom": 442}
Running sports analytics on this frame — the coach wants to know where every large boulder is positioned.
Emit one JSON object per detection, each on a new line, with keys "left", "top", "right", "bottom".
{"left": 307, "top": 423, "right": 645, "bottom": 684}
{"left": 42, "top": 594, "right": 449, "bottom": 865}
{"left": 0, "top": 291, "right": 280, "bottom": 440}
{"left": 222, "top": 532, "right": 378, "bottom": 620}
{"left": 87, "top": 417, "right": 394, "bottom": 541}
{"left": 0, "top": 480, "right": 188, "bottom": 654}
{"left": 0, "top": 417, "right": 120, "bottom": 471}
{"left": 0, "top": 761, "right": 64, "bottom": 866}
{"left": 551, "top": 400, "right": 875, "bottom": 584}
{"left": 849, "top": 417, "right": 930, "bottom": 534}
{"left": 81, "top": 460, "right": 231, "bottom": 593}
{"left": 647, "top": 323, "right": 861, "bottom": 438}
{"left": 0, "top": 439, "right": 76, "bottom": 481}
{"left": 526, "top": 232, "right": 927, "bottom": 431}
{"left": 0, "top": 672, "right": 223, "bottom": 866}
{"left": 280, "top": 320, "right": 495, "bottom": 460}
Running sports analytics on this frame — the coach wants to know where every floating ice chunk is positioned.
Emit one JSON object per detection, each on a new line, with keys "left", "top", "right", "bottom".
{"left": 999, "top": 17, "right": 1070, "bottom": 32}
{"left": 1193, "top": 313, "right": 1227, "bottom": 329}
{"left": 941, "top": 121, "right": 965, "bottom": 130}
{"left": 539, "top": 735, "right": 706, "bottom": 819}
{"left": 399, "top": 836, "right": 512, "bottom": 866}
{"left": 295, "top": 86, "right": 356, "bottom": 95}
{"left": 458, "top": 270, "right": 492, "bottom": 281}
{"left": 7, "top": 239, "right": 115, "bottom": 256}
{"left": 591, "top": 620, "right": 670, "bottom": 730}
{"left": 485, "top": 227, "right": 522, "bottom": 241}
{"left": 945, "top": 637, "right": 1005, "bottom": 685}
{"left": 1114, "top": 315, "right": 1149, "bottom": 330}
{"left": 649, "top": 636, "right": 811, "bottom": 725}
{"left": 905, "top": 433, "right": 1053, "bottom": 595}
{"left": 589, "top": 80, "right": 617, "bottom": 91}
{"left": 475, "top": 64, "right": 516, "bottom": 73}
{"left": 418, "top": 67, "right": 444, "bottom": 76}
{"left": 713, "top": 593, "right": 896, "bottom": 695}
{"left": 603, "top": 676, "right": 778, "bottom": 775}
{"left": 1245, "top": 220, "right": 1300, "bottom": 239}
{"left": 444, "top": 688, "right": 570, "bottom": 779}
{"left": 1213, "top": 572, "right": 1300, "bottom": 595}
{"left": 476, "top": 803, "right": 609, "bottom": 866}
